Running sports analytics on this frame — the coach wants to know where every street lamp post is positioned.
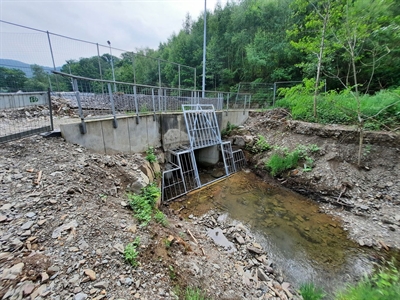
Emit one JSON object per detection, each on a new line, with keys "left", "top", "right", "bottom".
{"left": 107, "top": 40, "right": 117, "bottom": 92}
{"left": 202, "top": 0, "right": 207, "bottom": 98}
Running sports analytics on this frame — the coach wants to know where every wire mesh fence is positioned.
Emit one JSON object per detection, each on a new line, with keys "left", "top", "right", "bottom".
{"left": 0, "top": 91, "right": 53, "bottom": 143}
{"left": 54, "top": 72, "right": 250, "bottom": 123}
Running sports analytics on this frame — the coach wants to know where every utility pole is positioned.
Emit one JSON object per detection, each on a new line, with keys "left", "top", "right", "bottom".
{"left": 202, "top": 0, "right": 207, "bottom": 98}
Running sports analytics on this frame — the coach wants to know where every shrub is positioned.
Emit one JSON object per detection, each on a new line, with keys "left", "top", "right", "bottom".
{"left": 124, "top": 237, "right": 140, "bottom": 267}
{"left": 221, "top": 121, "right": 238, "bottom": 137}
{"left": 154, "top": 210, "right": 168, "bottom": 227}
{"left": 250, "top": 135, "right": 272, "bottom": 153}
{"left": 145, "top": 147, "right": 157, "bottom": 163}
{"left": 127, "top": 183, "right": 161, "bottom": 227}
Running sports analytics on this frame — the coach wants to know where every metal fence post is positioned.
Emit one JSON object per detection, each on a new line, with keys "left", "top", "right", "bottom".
{"left": 158, "top": 59, "right": 162, "bottom": 88}
{"left": 273, "top": 82, "right": 277, "bottom": 106}
{"left": 243, "top": 95, "right": 247, "bottom": 115}
{"left": 134, "top": 85, "right": 139, "bottom": 124}
{"left": 151, "top": 88, "right": 156, "bottom": 121}
{"left": 131, "top": 52, "right": 137, "bottom": 84}
{"left": 226, "top": 93, "right": 229, "bottom": 116}
{"left": 96, "top": 43, "right": 105, "bottom": 93}
{"left": 73, "top": 79, "right": 87, "bottom": 134}
{"left": 158, "top": 88, "right": 162, "bottom": 112}
{"left": 178, "top": 64, "right": 181, "bottom": 96}
{"left": 47, "top": 88, "right": 54, "bottom": 131}
{"left": 107, "top": 83, "right": 118, "bottom": 128}
{"left": 46, "top": 31, "right": 60, "bottom": 92}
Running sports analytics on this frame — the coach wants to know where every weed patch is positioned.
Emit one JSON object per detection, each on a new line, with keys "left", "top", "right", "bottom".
{"left": 127, "top": 183, "right": 161, "bottom": 227}
{"left": 124, "top": 237, "right": 140, "bottom": 267}
{"left": 145, "top": 147, "right": 157, "bottom": 163}
{"left": 265, "top": 144, "right": 320, "bottom": 176}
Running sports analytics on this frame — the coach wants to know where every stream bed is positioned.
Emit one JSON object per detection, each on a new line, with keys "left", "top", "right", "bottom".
{"left": 171, "top": 170, "right": 382, "bottom": 296}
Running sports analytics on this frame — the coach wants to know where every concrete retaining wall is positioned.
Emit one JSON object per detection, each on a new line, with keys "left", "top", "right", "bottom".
{"left": 60, "top": 110, "right": 248, "bottom": 154}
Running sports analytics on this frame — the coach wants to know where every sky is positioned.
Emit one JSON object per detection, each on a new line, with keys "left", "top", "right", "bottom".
{"left": 0, "top": 0, "right": 228, "bottom": 67}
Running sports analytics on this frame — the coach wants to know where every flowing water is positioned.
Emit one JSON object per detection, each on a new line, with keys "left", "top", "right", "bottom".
{"left": 171, "top": 170, "right": 380, "bottom": 296}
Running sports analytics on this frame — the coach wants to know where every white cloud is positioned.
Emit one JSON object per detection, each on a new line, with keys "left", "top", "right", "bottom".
{"left": 0, "top": 0, "right": 228, "bottom": 66}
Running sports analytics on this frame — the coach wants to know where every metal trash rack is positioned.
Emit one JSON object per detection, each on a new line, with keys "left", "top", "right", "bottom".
{"left": 162, "top": 104, "right": 246, "bottom": 202}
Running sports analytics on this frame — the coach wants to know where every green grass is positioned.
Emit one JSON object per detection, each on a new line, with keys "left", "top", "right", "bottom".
{"left": 124, "top": 237, "right": 140, "bottom": 267}
{"left": 300, "top": 283, "right": 326, "bottom": 300}
{"left": 336, "top": 261, "right": 400, "bottom": 300}
{"left": 265, "top": 144, "right": 319, "bottom": 176}
{"left": 127, "top": 183, "right": 161, "bottom": 227}
{"left": 184, "top": 287, "right": 210, "bottom": 300}
{"left": 276, "top": 79, "right": 400, "bottom": 130}
{"left": 299, "top": 261, "right": 400, "bottom": 300}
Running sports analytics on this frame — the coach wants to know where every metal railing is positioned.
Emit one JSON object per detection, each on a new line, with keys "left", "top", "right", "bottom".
{"left": 52, "top": 71, "right": 250, "bottom": 130}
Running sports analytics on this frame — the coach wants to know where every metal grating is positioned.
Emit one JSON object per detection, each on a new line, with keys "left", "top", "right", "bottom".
{"left": 233, "top": 149, "right": 246, "bottom": 171}
{"left": 182, "top": 104, "right": 221, "bottom": 149}
{"left": 221, "top": 142, "right": 236, "bottom": 175}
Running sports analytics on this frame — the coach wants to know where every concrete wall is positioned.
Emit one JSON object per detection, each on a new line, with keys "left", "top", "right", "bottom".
{"left": 0, "top": 92, "right": 48, "bottom": 109}
{"left": 60, "top": 110, "right": 249, "bottom": 154}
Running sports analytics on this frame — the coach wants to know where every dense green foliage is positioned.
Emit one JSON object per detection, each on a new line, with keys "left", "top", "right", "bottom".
{"left": 127, "top": 183, "right": 161, "bottom": 227}
{"left": 277, "top": 79, "right": 400, "bottom": 130}
{"left": 4, "top": 0, "right": 399, "bottom": 131}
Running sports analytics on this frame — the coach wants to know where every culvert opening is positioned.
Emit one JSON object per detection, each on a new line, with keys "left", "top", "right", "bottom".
{"left": 161, "top": 104, "right": 246, "bottom": 202}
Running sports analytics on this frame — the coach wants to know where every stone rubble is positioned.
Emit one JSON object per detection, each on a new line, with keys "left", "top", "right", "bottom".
{"left": 0, "top": 136, "right": 301, "bottom": 300}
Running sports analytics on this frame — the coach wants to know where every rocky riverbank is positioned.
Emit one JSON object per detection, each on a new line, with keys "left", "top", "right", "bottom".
{"left": 0, "top": 136, "right": 300, "bottom": 300}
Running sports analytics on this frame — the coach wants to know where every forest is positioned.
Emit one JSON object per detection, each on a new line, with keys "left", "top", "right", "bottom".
{"left": 2, "top": 0, "right": 400, "bottom": 103}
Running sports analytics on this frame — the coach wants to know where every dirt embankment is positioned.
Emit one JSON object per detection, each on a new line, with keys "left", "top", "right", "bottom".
{"left": 228, "top": 109, "right": 400, "bottom": 250}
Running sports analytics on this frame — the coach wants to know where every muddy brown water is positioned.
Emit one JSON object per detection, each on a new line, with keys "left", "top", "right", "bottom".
{"left": 171, "top": 170, "right": 385, "bottom": 296}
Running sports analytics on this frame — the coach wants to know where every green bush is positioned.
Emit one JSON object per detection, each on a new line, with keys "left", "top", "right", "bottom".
{"left": 145, "top": 147, "right": 157, "bottom": 163}
{"left": 250, "top": 135, "right": 272, "bottom": 153}
{"left": 124, "top": 237, "right": 140, "bottom": 267}
{"left": 266, "top": 151, "right": 300, "bottom": 176}
{"left": 221, "top": 121, "right": 238, "bottom": 137}
{"left": 336, "top": 261, "right": 400, "bottom": 300}
{"left": 300, "top": 283, "right": 326, "bottom": 300}
{"left": 265, "top": 144, "right": 319, "bottom": 176}
{"left": 127, "top": 183, "right": 161, "bottom": 227}
{"left": 154, "top": 210, "right": 168, "bottom": 227}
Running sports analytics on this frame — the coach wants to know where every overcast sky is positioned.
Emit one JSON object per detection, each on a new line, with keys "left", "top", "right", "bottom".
{"left": 0, "top": 0, "right": 228, "bottom": 67}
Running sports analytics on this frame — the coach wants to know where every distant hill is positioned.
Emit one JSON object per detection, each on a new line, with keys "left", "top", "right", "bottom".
{"left": 0, "top": 59, "right": 60, "bottom": 77}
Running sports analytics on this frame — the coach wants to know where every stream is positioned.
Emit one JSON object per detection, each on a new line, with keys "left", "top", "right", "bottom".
{"left": 171, "top": 170, "right": 383, "bottom": 296}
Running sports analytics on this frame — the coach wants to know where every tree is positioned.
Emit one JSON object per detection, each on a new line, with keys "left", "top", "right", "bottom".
{"left": 288, "top": 0, "right": 341, "bottom": 118}
{"left": 0, "top": 67, "right": 27, "bottom": 92}
{"left": 329, "top": 0, "right": 395, "bottom": 165}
